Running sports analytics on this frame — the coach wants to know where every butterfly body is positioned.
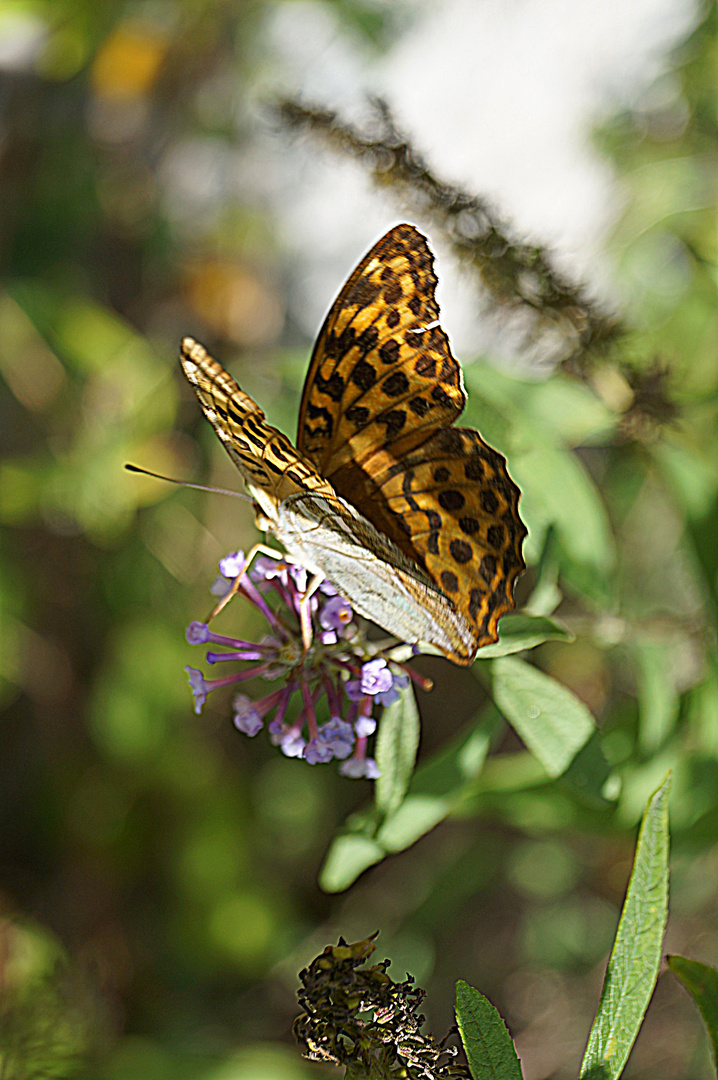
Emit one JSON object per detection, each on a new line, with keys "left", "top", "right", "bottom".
{"left": 180, "top": 224, "right": 526, "bottom": 664}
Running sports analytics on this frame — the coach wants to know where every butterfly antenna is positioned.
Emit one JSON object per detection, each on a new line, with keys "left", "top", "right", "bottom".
{"left": 124, "top": 463, "right": 253, "bottom": 502}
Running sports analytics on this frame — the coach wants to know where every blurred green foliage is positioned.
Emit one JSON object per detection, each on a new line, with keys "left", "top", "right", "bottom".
{"left": 1, "top": 2, "right": 717, "bottom": 1079}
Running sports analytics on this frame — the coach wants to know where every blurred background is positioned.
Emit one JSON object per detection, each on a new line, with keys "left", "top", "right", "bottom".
{"left": 1, "top": 0, "right": 717, "bottom": 1077}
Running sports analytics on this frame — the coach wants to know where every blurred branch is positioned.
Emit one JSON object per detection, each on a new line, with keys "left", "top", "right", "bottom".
{"left": 276, "top": 97, "right": 687, "bottom": 437}
{"left": 277, "top": 97, "right": 623, "bottom": 366}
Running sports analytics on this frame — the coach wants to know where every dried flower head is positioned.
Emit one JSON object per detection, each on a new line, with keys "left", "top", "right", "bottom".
{"left": 294, "top": 936, "right": 471, "bottom": 1079}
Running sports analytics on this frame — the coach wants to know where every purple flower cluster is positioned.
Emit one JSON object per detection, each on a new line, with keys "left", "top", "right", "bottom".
{"left": 185, "top": 552, "right": 427, "bottom": 779}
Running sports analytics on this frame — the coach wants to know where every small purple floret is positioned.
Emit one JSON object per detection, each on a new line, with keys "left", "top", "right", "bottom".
{"left": 361, "top": 658, "right": 394, "bottom": 696}
{"left": 354, "top": 715, "right": 377, "bottom": 739}
{"left": 186, "top": 621, "right": 211, "bottom": 645}
{"left": 280, "top": 730, "right": 306, "bottom": 758}
{"left": 375, "top": 672, "right": 409, "bottom": 708}
{"left": 318, "top": 717, "right": 355, "bottom": 759}
{"left": 185, "top": 667, "right": 209, "bottom": 714}
{"left": 210, "top": 576, "right": 231, "bottom": 598}
{"left": 304, "top": 739, "right": 334, "bottom": 765}
{"left": 320, "top": 595, "right": 353, "bottom": 633}
{"left": 232, "top": 694, "right": 263, "bottom": 736}
{"left": 251, "top": 555, "right": 290, "bottom": 588}
{"left": 219, "top": 551, "right": 246, "bottom": 579}
{"left": 340, "top": 757, "right": 381, "bottom": 780}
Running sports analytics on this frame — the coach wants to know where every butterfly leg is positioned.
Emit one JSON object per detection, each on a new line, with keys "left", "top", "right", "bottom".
{"left": 298, "top": 573, "right": 324, "bottom": 653}
{"left": 205, "top": 543, "right": 286, "bottom": 623}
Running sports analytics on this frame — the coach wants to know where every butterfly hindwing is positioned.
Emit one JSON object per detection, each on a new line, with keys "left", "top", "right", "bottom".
{"left": 180, "top": 336, "right": 335, "bottom": 511}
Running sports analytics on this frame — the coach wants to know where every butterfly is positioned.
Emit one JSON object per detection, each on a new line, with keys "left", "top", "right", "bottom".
{"left": 180, "top": 223, "right": 526, "bottom": 665}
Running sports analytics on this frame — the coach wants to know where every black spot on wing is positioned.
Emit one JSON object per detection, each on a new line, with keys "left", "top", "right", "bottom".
{"left": 315, "top": 369, "right": 345, "bottom": 402}
{"left": 479, "top": 555, "right": 497, "bottom": 583}
{"left": 408, "top": 396, "right": 431, "bottom": 417}
{"left": 348, "top": 277, "right": 381, "bottom": 306}
{"left": 487, "top": 524, "right": 505, "bottom": 549}
{"left": 440, "top": 570, "right": 459, "bottom": 594}
{"left": 346, "top": 404, "right": 369, "bottom": 427}
{"left": 357, "top": 325, "right": 379, "bottom": 352}
{"left": 464, "top": 457, "right": 485, "bottom": 481}
{"left": 305, "top": 401, "right": 334, "bottom": 439}
{"left": 378, "top": 409, "right": 406, "bottom": 440}
{"left": 383, "top": 371, "right": 409, "bottom": 398}
{"left": 379, "top": 339, "right": 400, "bottom": 365}
{"left": 449, "top": 539, "right": 472, "bottom": 564}
{"left": 431, "top": 385, "right": 452, "bottom": 409}
{"left": 351, "top": 359, "right": 377, "bottom": 391}
{"left": 480, "top": 489, "right": 499, "bottom": 513}
{"left": 383, "top": 279, "right": 403, "bottom": 304}
{"left": 436, "top": 429, "right": 463, "bottom": 454}
{"left": 415, "top": 355, "right": 436, "bottom": 378}
{"left": 459, "top": 516, "right": 480, "bottom": 535}
{"left": 438, "top": 489, "right": 465, "bottom": 511}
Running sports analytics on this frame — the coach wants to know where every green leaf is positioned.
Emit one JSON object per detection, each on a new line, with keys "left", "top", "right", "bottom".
{"left": 490, "top": 657, "right": 595, "bottom": 777}
{"left": 520, "top": 375, "right": 616, "bottom": 445}
{"left": 667, "top": 955, "right": 718, "bottom": 1071}
{"left": 475, "top": 613, "right": 572, "bottom": 658}
{"left": 580, "top": 773, "right": 671, "bottom": 1080}
{"left": 653, "top": 440, "right": 718, "bottom": 627}
{"left": 560, "top": 732, "right": 614, "bottom": 808}
{"left": 374, "top": 682, "right": 421, "bottom": 816}
{"left": 464, "top": 362, "right": 616, "bottom": 446}
{"left": 633, "top": 640, "right": 680, "bottom": 753}
{"left": 512, "top": 445, "right": 616, "bottom": 589}
{"left": 320, "top": 712, "right": 500, "bottom": 889}
{"left": 319, "top": 835, "right": 385, "bottom": 893}
{"left": 455, "top": 981, "right": 523, "bottom": 1080}
{"left": 376, "top": 710, "right": 498, "bottom": 852}
{"left": 376, "top": 796, "right": 451, "bottom": 852}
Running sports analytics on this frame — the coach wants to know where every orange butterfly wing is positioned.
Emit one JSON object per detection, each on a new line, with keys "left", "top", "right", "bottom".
{"left": 297, "top": 223, "right": 526, "bottom": 657}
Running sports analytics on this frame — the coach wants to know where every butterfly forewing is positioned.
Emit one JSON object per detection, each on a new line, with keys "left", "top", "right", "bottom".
{"left": 296, "top": 224, "right": 526, "bottom": 658}
{"left": 297, "top": 224, "right": 466, "bottom": 476}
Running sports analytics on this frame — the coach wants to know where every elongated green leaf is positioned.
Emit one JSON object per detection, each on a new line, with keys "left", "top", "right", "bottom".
{"left": 376, "top": 796, "right": 450, "bottom": 852}
{"left": 375, "top": 682, "right": 420, "bottom": 816}
{"left": 491, "top": 657, "right": 594, "bottom": 776}
{"left": 634, "top": 640, "right": 680, "bottom": 753}
{"left": 319, "top": 835, "right": 385, "bottom": 893}
{"left": 580, "top": 774, "right": 671, "bottom": 1080}
{"left": 464, "top": 362, "right": 616, "bottom": 446}
{"left": 653, "top": 441, "right": 718, "bottom": 625}
{"left": 521, "top": 375, "right": 616, "bottom": 445}
{"left": 474, "top": 614, "right": 572, "bottom": 659}
{"left": 512, "top": 445, "right": 616, "bottom": 580}
{"left": 321, "top": 712, "right": 500, "bottom": 889}
{"left": 376, "top": 709, "right": 499, "bottom": 851}
{"left": 456, "top": 981, "right": 523, "bottom": 1080}
{"left": 667, "top": 955, "right": 718, "bottom": 1071}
